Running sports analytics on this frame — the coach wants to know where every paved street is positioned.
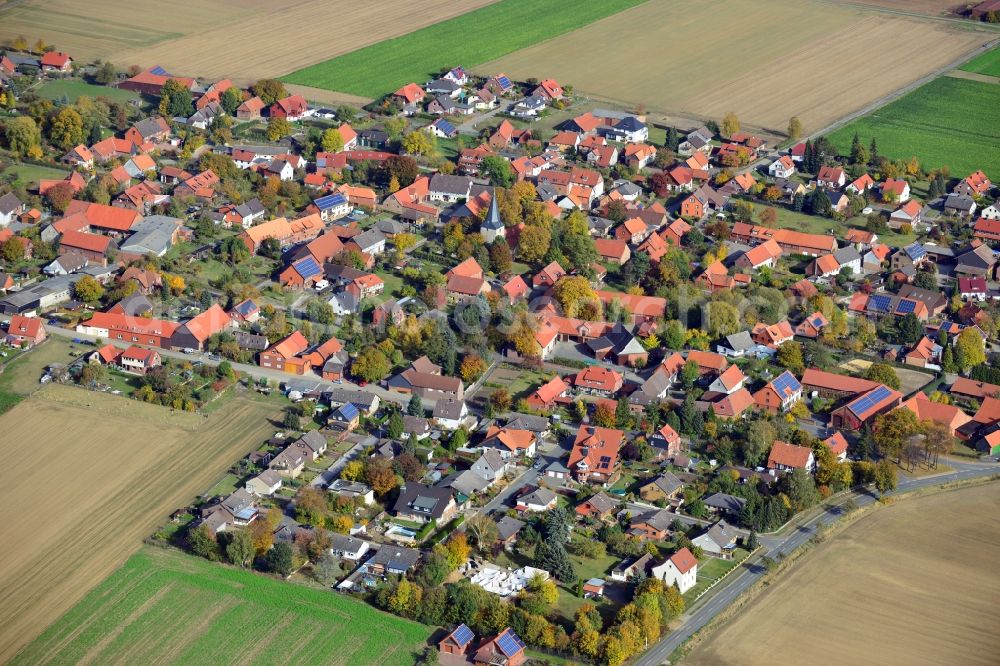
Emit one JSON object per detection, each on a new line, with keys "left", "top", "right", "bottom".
{"left": 29, "top": 319, "right": 411, "bottom": 408}
{"left": 633, "top": 459, "right": 1000, "bottom": 666}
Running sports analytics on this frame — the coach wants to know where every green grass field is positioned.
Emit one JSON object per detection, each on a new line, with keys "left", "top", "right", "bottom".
{"left": 827, "top": 77, "right": 1000, "bottom": 177}
{"left": 1, "top": 162, "right": 71, "bottom": 186}
{"left": 36, "top": 79, "right": 139, "bottom": 103}
{"left": 281, "top": 0, "right": 649, "bottom": 97}
{"left": 960, "top": 45, "right": 1000, "bottom": 78}
{"left": 13, "top": 546, "right": 430, "bottom": 665}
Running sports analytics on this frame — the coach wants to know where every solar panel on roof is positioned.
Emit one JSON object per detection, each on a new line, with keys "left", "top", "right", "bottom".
{"left": 294, "top": 257, "right": 322, "bottom": 279}
{"left": 315, "top": 193, "right": 346, "bottom": 208}
{"left": 497, "top": 76, "right": 512, "bottom": 89}
{"left": 437, "top": 120, "right": 455, "bottom": 133}
{"left": 868, "top": 294, "right": 892, "bottom": 312}
{"left": 452, "top": 624, "right": 474, "bottom": 647}
{"left": 849, "top": 385, "right": 893, "bottom": 417}
{"left": 896, "top": 299, "right": 917, "bottom": 314}
{"left": 812, "top": 317, "right": 824, "bottom": 327}
{"left": 497, "top": 631, "right": 525, "bottom": 657}
{"left": 772, "top": 371, "right": 802, "bottom": 396}
{"left": 150, "top": 65, "right": 168, "bottom": 76}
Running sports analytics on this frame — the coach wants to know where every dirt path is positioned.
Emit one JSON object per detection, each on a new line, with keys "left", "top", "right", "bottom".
{"left": 947, "top": 69, "right": 1000, "bottom": 84}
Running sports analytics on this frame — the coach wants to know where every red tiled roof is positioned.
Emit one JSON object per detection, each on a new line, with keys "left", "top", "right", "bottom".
{"left": 767, "top": 440, "right": 812, "bottom": 469}
{"left": 669, "top": 547, "right": 698, "bottom": 574}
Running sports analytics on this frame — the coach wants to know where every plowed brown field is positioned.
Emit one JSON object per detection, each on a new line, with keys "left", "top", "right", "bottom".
{"left": 684, "top": 482, "right": 1000, "bottom": 666}
{"left": 0, "top": 383, "right": 278, "bottom": 663}
{"left": 482, "top": 0, "right": 987, "bottom": 133}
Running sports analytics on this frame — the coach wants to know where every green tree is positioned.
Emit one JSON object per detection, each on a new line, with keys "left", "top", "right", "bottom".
{"left": 777, "top": 341, "right": 805, "bottom": 374}
{"left": 387, "top": 410, "right": 404, "bottom": 439}
{"left": 873, "top": 459, "right": 897, "bottom": 496}
{"left": 306, "top": 298, "right": 335, "bottom": 324}
{"left": 0, "top": 237, "right": 25, "bottom": 264}
{"left": 705, "top": 301, "right": 740, "bottom": 338}
{"left": 480, "top": 155, "right": 515, "bottom": 187}
{"left": 872, "top": 408, "right": 919, "bottom": 461}
{"left": 220, "top": 86, "right": 243, "bottom": 114}
{"left": 266, "top": 542, "right": 294, "bottom": 576}
{"left": 680, "top": 359, "right": 700, "bottom": 388}
{"left": 518, "top": 225, "right": 551, "bottom": 264}
{"left": 313, "top": 552, "right": 341, "bottom": 585}
{"left": 489, "top": 238, "right": 513, "bottom": 274}
{"left": 160, "top": 78, "right": 193, "bottom": 116}
{"left": 220, "top": 236, "right": 250, "bottom": 264}
{"left": 225, "top": 529, "right": 255, "bottom": 567}
{"left": 189, "top": 523, "right": 219, "bottom": 560}
{"left": 251, "top": 79, "right": 287, "bottom": 106}
{"left": 4, "top": 116, "right": 41, "bottom": 156}
{"left": 864, "top": 362, "right": 900, "bottom": 390}
{"left": 663, "top": 320, "right": 686, "bottom": 350}
{"left": 407, "top": 393, "right": 423, "bottom": 416}
{"left": 897, "top": 313, "right": 923, "bottom": 345}
{"left": 745, "top": 419, "right": 777, "bottom": 468}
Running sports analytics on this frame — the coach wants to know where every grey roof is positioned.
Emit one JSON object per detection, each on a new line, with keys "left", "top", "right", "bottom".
{"left": 298, "top": 430, "right": 327, "bottom": 454}
{"left": 367, "top": 544, "right": 420, "bottom": 572}
{"left": 433, "top": 399, "right": 466, "bottom": 420}
{"left": 583, "top": 492, "right": 619, "bottom": 515}
{"left": 703, "top": 492, "right": 746, "bottom": 513}
{"left": 476, "top": 448, "right": 507, "bottom": 474}
{"left": 832, "top": 246, "right": 861, "bottom": 265}
{"left": 324, "top": 387, "right": 379, "bottom": 410}
{"left": 115, "top": 291, "right": 153, "bottom": 316}
{"left": 482, "top": 191, "right": 504, "bottom": 230}
{"left": 503, "top": 412, "right": 549, "bottom": 432}
{"left": 235, "top": 331, "right": 268, "bottom": 350}
{"left": 520, "top": 487, "right": 556, "bottom": 506}
{"left": 429, "top": 174, "right": 473, "bottom": 197}
{"left": 132, "top": 117, "right": 168, "bottom": 140}
{"left": 235, "top": 198, "right": 265, "bottom": 218}
{"left": 402, "top": 415, "right": 430, "bottom": 435}
{"left": 0, "top": 192, "right": 24, "bottom": 215}
{"left": 375, "top": 218, "right": 407, "bottom": 235}
{"left": 700, "top": 520, "right": 738, "bottom": 549}
{"left": 640, "top": 371, "right": 671, "bottom": 398}
{"left": 329, "top": 479, "right": 371, "bottom": 495}
{"left": 437, "top": 470, "right": 489, "bottom": 495}
{"left": 393, "top": 483, "right": 453, "bottom": 520}
{"left": 724, "top": 330, "right": 754, "bottom": 352}
{"left": 944, "top": 193, "right": 976, "bottom": 211}
{"left": 647, "top": 472, "right": 684, "bottom": 496}
{"left": 120, "top": 215, "right": 181, "bottom": 255}
{"left": 633, "top": 508, "right": 674, "bottom": 532}
{"left": 328, "top": 532, "right": 368, "bottom": 555}
{"left": 544, "top": 460, "right": 571, "bottom": 474}
{"left": 612, "top": 552, "right": 653, "bottom": 575}
{"left": 351, "top": 229, "right": 385, "bottom": 251}
{"left": 495, "top": 515, "right": 525, "bottom": 541}
{"left": 49, "top": 252, "right": 89, "bottom": 273}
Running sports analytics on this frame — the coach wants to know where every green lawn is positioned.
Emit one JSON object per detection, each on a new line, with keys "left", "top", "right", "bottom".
{"left": 768, "top": 208, "right": 915, "bottom": 248}
{"left": 960, "top": 45, "right": 1000, "bottom": 77}
{"left": 205, "top": 472, "right": 241, "bottom": 498}
{"left": 827, "top": 77, "right": 1000, "bottom": 177}
{"left": 281, "top": 0, "right": 649, "bottom": 97}
{"left": 37, "top": 79, "right": 139, "bottom": 103}
{"left": 3, "top": 162, "right": 70, "bottom": 186}
{"left": 683, "top": 549, "right": 750, "bottom": 602}
{"left": 13, "top": 546, "right": 431, "bottom": 665}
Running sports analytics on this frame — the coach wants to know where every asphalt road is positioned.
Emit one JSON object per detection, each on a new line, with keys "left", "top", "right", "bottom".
{"left": 633, "top": 459, "right": 1000, "bottom": 666}
{"left": 30, "top": 319, "right": 411, "bottom": 408}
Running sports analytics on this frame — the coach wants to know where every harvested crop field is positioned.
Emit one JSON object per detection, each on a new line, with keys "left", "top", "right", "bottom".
{"left": 0, "top": 0, "right": 498, "bottom": 85}
{"left": 828, "top": 76, "right": 1000, "bottom": 176}
{"left": 481, "top": 0, "right": 987, "bottom": 133}
{"left": 282, "top": 0, "right": 650, "bottom": 98}
{"left": 836, "top": 0, "right": 965, "bottom": 14}
{"left": 14, "top": 546, "right": 430, "bottom": 665}
{"left": 0, "top": 383, "right": 278, "bottom": 663}
{"left": 683, "top": 482, "right": 1000, "bottom": 666}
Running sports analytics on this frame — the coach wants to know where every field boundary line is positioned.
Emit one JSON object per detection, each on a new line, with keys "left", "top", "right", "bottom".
{"left": 688, "top": 548, "right": 759, "bottom": 604}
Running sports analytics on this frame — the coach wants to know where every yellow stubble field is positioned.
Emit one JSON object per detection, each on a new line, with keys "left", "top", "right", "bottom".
{"left": 481, "top": 0, "right": 988, "bottom": 133}
{"left": 684, "top": 482, "right": 1000, "bottom": 666}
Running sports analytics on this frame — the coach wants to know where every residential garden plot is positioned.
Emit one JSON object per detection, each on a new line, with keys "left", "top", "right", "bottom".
{"left": 281, "top": 0, "right": 650, "bottom": 98}
{"left": 13, "top": 546, "right": 430, "bottom": 665}
{"left": 36, "top": 79, "right": 138, "bottom": 103}
{"left": 0, "top": 385, "right": 278, "bottom": 663}
{"left": 683, "top": 483, "right": 1000, "bottom": 666}
{"left": 482, "top": 0, "right": 985, "bottom": 132}
{"left": 828, "top": 76, "right": 1000, "bottom": 178}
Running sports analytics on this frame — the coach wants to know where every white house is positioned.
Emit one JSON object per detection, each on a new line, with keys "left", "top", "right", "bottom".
{"left": 651, "top": 547, "right": 698, "bottom": 593}
{"left": 328, "top": 479, "right": 374, "bottom": 505}
{"left": 515, "top": 487, "right": 557, "bottom": 512}
{"left": 981, "top": 200, "right": 1000, "bottom": 221}
{"left": 432, "top": 399, "right": 469, "bottom": 430}
{"left": 768, "top": 156, "right": 796, "bottom": 179}
{"left": 328, "top": 533, "right": 371, "bottom": 561}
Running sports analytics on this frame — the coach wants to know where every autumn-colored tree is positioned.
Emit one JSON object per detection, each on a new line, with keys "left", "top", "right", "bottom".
{"left": 787, "top": 116, "right": 803, "bottom": 141}
{"left": 553, "top": 275, "right": 597, "bottom": 318}
{"left": 49, "top": 107, "right": 85, "bottom": 150}
{"left": 721, "top": 112, "right": 740, "bottom": 138}
{"left": 777, "top": 340, "right": 805, "bottom": 374}
{"left": 517, "top": 224, "right": 551, "bottom": 264}
{"left": 321, "top": 127, "right": 343, "bottom": 153}
{"left": 45, "top": 181, "right": 75, "bottom": 213}
{"left": 266, "top": 116, "right": 291, "bottom": 141}
{"left": 73, "top": 275, "right": 104, "bottom": 303}
{"left": 340, "top": 459, "right": 365, "bottom": 482}
{"left": 460, "top": 354, "right": 487, "bottom": 382}
{"left": 864, "top": 362, "right": 900, "bottom": 390}
{"left": 489, "top": 388, "right": 512, "bottom": 412}
{"left": 365, "top": 456, "right": 399, "bottom": 496}
{"left": 328, "top": 514, "right": 353, "bottom": 534}
{"left": 165, "top": 274, "right": 185, "bottom": 296}
{"left": 593, "top": 402, "right": 617, "bottom": 428}
{"left": 444, "top": 534, "right": 471, "bottom": 569}
{"left": 4, "top": 116, "right": 41, "bottom": 156}
{"left": 954, "top": 328, "right": 986, "bottom": 370}
{"left": 401, "top": 130, "right": 435, "bottom": 156}
{"left": 295, "top": 486, "right": 329, "bottom": 527}
{"left": 759, "top": 207, "right": 778, "bottom": 225}
{"left": 352, "top": 347, "right": 390, "bottom": 382}
{"left": 872, "top": 408, "right": 920, "bottom": 461}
